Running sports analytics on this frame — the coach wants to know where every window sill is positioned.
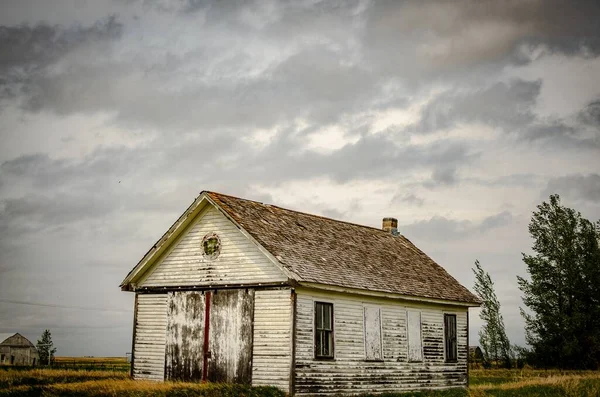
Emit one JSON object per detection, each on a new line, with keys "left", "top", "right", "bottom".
{"left": 314, "top": 356, "right": 335, "bottom": 361}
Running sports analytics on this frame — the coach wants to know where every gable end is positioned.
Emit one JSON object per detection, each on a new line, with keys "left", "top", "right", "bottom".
{"left": 121, "top": 193, "right": 292, "bottom": 290}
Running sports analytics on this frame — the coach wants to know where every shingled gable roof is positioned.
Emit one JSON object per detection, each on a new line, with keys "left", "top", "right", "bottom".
{"left": 121, "top": 190, "right": 480, "bottom": 305}
{"left": 206, "top": 191, "right": 480, "bottom": 305}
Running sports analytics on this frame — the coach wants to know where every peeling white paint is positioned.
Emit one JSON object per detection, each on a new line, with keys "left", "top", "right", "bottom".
{"left": 252, "top": 289, "right": 293, "bottom": 392}
{"left": 166, "top": 291, "right": 205, "bottom": 381}
{"left": 208, "top": 289, "right": 254, "bottom": 383}
{"left": 364, "top": 306, "right": 383, "bottom": 361}
{"left": 294, "top": 289, "right": 468, "bottom": 395}
{"left": 139, "top": 205, "right": 286, "bottom": 287}
{"left": 407, "top": 310, "right": 423, "bottom": 362}
{"left": 133, "top": 294, "right": 167, "bottom": 381}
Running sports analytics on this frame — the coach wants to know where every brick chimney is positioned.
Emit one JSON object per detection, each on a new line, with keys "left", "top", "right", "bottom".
{"left": 382, "top": 217, "right": 398, "bottom": 235}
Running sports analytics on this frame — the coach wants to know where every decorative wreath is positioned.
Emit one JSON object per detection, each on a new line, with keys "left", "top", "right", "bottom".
{"left": 201, "top": 232, "right": 221, "bottom": 260}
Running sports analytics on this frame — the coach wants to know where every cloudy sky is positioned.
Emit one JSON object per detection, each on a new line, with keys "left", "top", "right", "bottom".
{"left": 0, "top": 0, "right": 599, "bottom": 357}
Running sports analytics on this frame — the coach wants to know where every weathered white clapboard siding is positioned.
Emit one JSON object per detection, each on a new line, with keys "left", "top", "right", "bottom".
{"left": 294, "top": 289, "right": 468, "bottom": 395}
{"left": 139, "top": 205, "right": 286, "bottom": 287}
{"left": 251, "top": 288, "right": 292, "bottom": 392}
{"left": 133, "top": 294, "right": 167, "bottom": 381}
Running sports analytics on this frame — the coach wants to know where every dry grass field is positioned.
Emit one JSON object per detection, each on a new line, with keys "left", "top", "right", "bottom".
{"left": 1, "top": 366, "right": 599, "bottom": 396}
{"left": 0, "top": 368, "right": 283, "bottom": 397}
{"left": 467, "top": 369, "right": 600, "bottom": 396}
{"left": 52, "top": 356, "right": 131, "bottom": 371}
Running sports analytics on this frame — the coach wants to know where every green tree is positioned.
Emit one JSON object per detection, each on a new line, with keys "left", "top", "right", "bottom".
{"left": 36, "top": 329, "right": 57, "bottom": 366}
{"left": 472, "top": 259, "right": 512, "bottom": 367}
{"left": 518, "top": 194, "right": 600, "bottom": 369}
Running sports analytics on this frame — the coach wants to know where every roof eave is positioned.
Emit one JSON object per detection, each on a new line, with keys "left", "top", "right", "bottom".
{"left": 298, "top": 281, "right": 481, "bottom": 307}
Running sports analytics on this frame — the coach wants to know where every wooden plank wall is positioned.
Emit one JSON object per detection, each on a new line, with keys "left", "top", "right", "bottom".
{"left": 294, "top": 289, "right": 468, "bottom": 395}
{"left": 208, "top": 289, "right": 255, "bottom": 384}
{"left": 139, "top": 205, "right": 286, "bottom": 287}
{"left": 133, "top": 293, "right": 167, "bottom": 381}
{"left": 251, "top": 288, "right": 292, "bottom": 392}
{"left": 165, "top": 291, "right": 206, "bottom": 381}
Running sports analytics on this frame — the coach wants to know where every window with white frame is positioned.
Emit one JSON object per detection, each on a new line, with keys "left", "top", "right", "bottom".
{"left": 315, "top": 302, "right": 334, "bottom": 358}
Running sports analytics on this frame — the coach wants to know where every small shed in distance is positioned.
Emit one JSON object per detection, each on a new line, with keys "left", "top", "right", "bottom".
{"left": 469, "top": 346, "right": 484, "bottom": 360}
{"left": 0, "top": 333, "right": 39, "bottom": 366}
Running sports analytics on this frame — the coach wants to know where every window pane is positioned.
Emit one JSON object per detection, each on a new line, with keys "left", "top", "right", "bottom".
{"left": 445, "top": 314, "right": 457, "bottom": 361}
{"left": 317, "top": 330, "right": 323, "bottom": 355}
{"left": 316, "top": 302, "right": 332, "bottom": 330}
{"left": 322, "top": 304, "right": 331, "bottom": 330}
{"left": 317, "top": 303, "right": 323, "bottom": 328}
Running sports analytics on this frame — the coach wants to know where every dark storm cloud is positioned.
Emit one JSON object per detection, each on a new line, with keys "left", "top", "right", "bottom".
{"left": 0, "top": 147, "right": 210, "bottom": 232}
{"left": 429, "top": 166, "right": 458, "bottom": 187}
{"left": 266, "top": 47, "right": 377, "bottom": 125}
{"left": 413, "top": 79, "right": 540, "bottom": 133}
{"left": 520, "top": 0, "right": 600, "bottom": 57}
{"left": 544, "top": 174, "right": 600, "bottom": 203}
{"left": 0, "top": 1, "right": 380, "bottom": 129}
{"left": 0, "top": 150, "right": 127, "bottom": 190}
{"left": 2, "top": 0, "right": 597, "bottom": 138}
{"left": 392, "top": 193, "right": 425, "bottom": 207}
{"left": 134, "top": 0, "right": 363, "bottom": 27}
{"left": 0, "top": 16, "right": 121, "bottom": 69}
{"left": 365, "top": 0, "right": 600, "bottom": 78}
{"left": 0, "top": 193, "right": 118, "bottom": 240}
{"left": 13, "top": 43, "right": 381, "bottom": 130}
{"left": 465, "top": 174, "right": 542, "bottom": 188}
{"left": 579, "top": 99, "right": 600, "bottom": 126}
{"left": 0, "top": 16, "right": 122, "bottom": 103}
{"left": 247, "top": 131, "right": 475, "bottom": 183}
{"left": 524, "top": 122, "right": 600, "bottom": 149}
{"left": 410, "top": 79, "right": 600, "bottom": 149}
{"left": 121, "top": 0, "right": 223, "bottom": 14}
{"left": 141, "top": 0, "right": 600, "bottom": 63}
{"left": 402, "top": 211, "right": 513, "bottom": 242}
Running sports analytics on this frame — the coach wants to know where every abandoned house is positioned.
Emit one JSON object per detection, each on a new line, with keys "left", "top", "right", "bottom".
{"left": 120, "top": 191, "right": 480, "bottom": 395}
{"left": 0, "top": 333, "right": 39, "bottom": 366}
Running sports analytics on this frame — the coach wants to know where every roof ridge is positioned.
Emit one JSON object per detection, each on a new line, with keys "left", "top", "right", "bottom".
{"left": 204, "top": 190, "right": 267, "bottom": 206}
{"left": 206, "top": 190, "right": 395, "bottom": 235}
